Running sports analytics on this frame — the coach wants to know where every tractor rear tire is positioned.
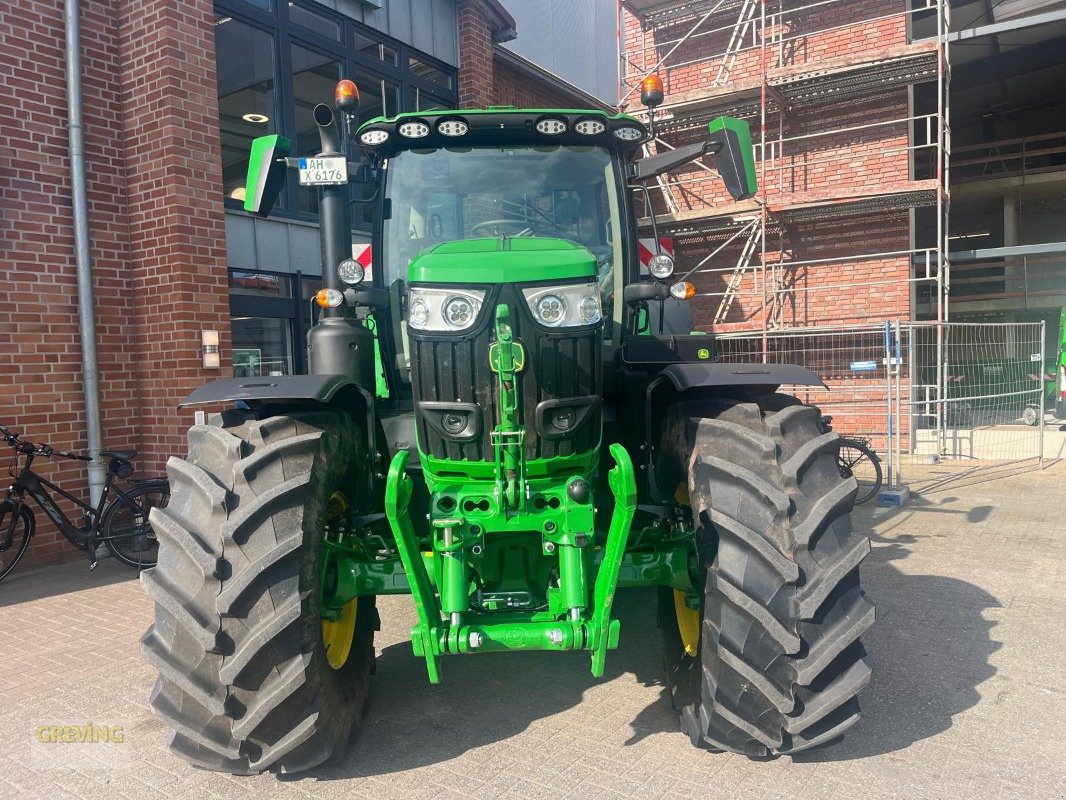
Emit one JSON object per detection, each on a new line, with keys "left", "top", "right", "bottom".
{"left": 658, "top": 393, "right": 874, "bottom": 756}
{"left": 140, "top": 409, "right": 377, "bottom": 774}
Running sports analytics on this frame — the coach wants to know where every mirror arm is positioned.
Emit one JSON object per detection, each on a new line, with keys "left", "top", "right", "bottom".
{"left": 628, "top": 182, "right": 662, "bottom": 256}
{"left": 627, "top": 140, "right": 718, "bottom": 182}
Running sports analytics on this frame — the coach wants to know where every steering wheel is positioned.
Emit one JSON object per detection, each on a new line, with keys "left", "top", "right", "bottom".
{"left": 471, "top": 219, "right": 534, "bottom": 237}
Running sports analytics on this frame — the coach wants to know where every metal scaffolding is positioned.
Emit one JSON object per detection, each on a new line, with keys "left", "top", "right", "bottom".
{"left": 619, "top": 0, "right": 952, "bottom": 332}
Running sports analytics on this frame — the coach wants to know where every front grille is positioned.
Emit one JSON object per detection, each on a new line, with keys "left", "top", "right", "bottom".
{"left": 410, "top": 284, "right": 602, "bottom": 463}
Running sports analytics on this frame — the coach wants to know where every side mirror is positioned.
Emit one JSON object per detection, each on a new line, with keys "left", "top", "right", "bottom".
{"left": 707, "top": 116, "right": 757, "bottom": 201}
{"left": 244, "top": 134, "right": 291, "bottom": 217}
{"left": 623, "top": 282, "right": 670, "bottom": 305}
{"left": 628, "top": 115, "right": 758, "bottom": 202}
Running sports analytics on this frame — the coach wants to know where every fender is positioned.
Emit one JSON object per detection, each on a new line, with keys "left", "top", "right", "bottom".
{"left": 643, "top": 362, "right": 827, "bottom": 501}
{"left": 180, "top": 375, "right": 380, "bottom": 499}
{"left": 180, "top": 374, "right": 372, "bottom": 408}
{"left": 656, "top": 362, "right": 826, "bottom": 391}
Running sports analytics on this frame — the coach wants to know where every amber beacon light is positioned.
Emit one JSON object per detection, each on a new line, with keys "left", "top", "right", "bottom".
{"left": 640, "top": 73, "right": 664, "bottom": 108}
{"left": 335, "top": 79, "right": 359, "bottom": 113}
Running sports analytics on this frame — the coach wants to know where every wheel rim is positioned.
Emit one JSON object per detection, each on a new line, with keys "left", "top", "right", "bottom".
{"left": 670, "top": 484, "right": 701, "bottom": 657}
{"left": 673, "top": 589, "right": 700, "bottom": 657}
{"left": 322, "top": 598, "right": 358, "bottom": 670}
{"left": 321, "top": 489, "right": 356, "bottom": 670}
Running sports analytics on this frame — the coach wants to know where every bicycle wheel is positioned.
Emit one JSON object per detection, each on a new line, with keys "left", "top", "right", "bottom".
{"left": 0, "top": 501, "right": 34, "bottom": 583}
{"left": 836, "top": 439, "right": 882, "bottom": 505}
{"left": 102, "top": 480, "right": 169, "bottom": 568}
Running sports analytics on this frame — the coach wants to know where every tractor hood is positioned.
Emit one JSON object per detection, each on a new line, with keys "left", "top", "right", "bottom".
{"left": 407, "top": 237, "right": 597, "bottom": 284}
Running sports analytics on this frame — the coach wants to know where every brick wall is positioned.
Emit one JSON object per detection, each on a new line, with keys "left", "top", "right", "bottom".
{"left": 459, "top": 0, "right": 599, "bottom": 111}
{"left": 1, "top": 0, "right": 133, "bottom": 570}
{"left": 493, "top": 59, "right": 597, "bottom": 109}
{"left": 457, "top": 0, "right": 495, "bottom": 109}
{"left": 117, "top": 0, "right": 231, "bottom": 473}
{"left": 624, "top": 0, "right": 908, "bottom": 101}
{"left": 0, "top": 0, "right": 229, "bottom": 572}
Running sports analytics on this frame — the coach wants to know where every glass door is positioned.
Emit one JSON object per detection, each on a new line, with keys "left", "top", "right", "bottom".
{"left": 229, "top": 269, "right": 319, "bottom": 375}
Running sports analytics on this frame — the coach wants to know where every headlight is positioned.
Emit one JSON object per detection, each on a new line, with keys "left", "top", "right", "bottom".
{"left": 408, "top": 298, "right": 430, "bottom": 329}
{"left": 613, "top": 126, "right": 643, "bottom": 141}
{"left": 443, "top": 295, "right": 477, "bottom": 329}
{"left": 406, "top": 287, "right": 485, "bottom": 332}
{"left": 337, "top": 258, "right": 364, "bottom": 285}
{"left": 522, "top": 282, "right": 601, "bottom": 328}
{"left": 578, "top": 294, "right": 601, "bottom": 323}
{"left": 648, "top": 252, "right": 674, "bottom": 279}
{"left": 535, "top": 294, "right": 567, "bottom": 327}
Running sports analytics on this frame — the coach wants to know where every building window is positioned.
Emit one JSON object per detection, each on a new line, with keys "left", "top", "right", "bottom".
{"left": 232, "top": 317, "right": 295, "bottom": 377}
{"left": 409, "top": 56, "right": 454, "bottom": 91}
{"left": 354, "top": 30, "right": 397, "bottom": 66}
{"left": 229, "top": 269, "right": 320, "bottom": 375}
{"left": 215, "top": 16, "right": 277, "bottom": 204}
{"left": 229, "top": 269, "right": 289, "bottom": 297}
{"left": 214, "top": 0, "right": 458, "bottom": 227}
{"left": 288, "top": 3, "right": 341, "bottom": 40}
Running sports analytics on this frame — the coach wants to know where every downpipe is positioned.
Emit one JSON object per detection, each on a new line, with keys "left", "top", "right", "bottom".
{"left": 64, "top": 0, "right": 105, "bottom": 504}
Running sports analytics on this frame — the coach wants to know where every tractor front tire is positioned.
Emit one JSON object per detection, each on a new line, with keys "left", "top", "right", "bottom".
{"left": 659, "top": 393, "right": 874, "bottom": 756}
{"left": 140, "top": 410, "right": 377, "bottom": 774}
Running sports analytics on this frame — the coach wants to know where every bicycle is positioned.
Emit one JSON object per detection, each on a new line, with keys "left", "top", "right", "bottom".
{"left": 819, "top": 416, "right": 883, "bottom": 505}
{"left": 0, "top": 425, "right": 170, "bottom": 583}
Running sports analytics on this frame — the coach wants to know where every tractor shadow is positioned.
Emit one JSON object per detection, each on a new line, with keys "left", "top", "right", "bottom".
{"left": 792, "top": 499, "right": 1001, "bottom": 763}
{"left": 304, "top": 498, "right": 1001, "bottom": 778}
{"left": 306, "top": 588, "right": 675, "bottom": 780}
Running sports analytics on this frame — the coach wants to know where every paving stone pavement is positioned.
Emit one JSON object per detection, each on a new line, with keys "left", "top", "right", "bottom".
{"left": 1, "top": 461, "right": 1064, "bottom": 800}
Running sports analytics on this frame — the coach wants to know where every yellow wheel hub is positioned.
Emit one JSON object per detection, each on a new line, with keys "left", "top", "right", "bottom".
{"left": 321, "top": 598, "right": 358, "bottom": 670}
{"left": 672, "top": 482, "right": 700, "bottom": 657}
{"left": 673, "top": 589, "right": 700, "bottom": 657}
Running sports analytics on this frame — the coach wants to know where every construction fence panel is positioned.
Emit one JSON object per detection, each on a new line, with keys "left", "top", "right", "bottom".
{"left": 714, "top": 321, "right": 1048, "bottom": 491}
{"left": 715, "top": 324, "right": 891, "bottom": 495}
{"left": 902, "top": 321, "right": 1047, "bottom": 466}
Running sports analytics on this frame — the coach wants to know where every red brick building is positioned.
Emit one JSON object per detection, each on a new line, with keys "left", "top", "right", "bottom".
{"left": 0, "top": 0, "right": 608, "bottom": 571}
{"left": 620, "top": 0, "right": 948, "bottom": 334}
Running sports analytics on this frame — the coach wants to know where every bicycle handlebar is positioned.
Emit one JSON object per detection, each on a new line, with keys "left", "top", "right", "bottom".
{"left": 0, "top": 425, "right": 92, "bottom": 460}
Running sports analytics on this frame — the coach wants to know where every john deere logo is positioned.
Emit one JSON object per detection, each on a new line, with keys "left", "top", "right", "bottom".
{"left": 697, "top": 348, "right": 710, "bottom": 360}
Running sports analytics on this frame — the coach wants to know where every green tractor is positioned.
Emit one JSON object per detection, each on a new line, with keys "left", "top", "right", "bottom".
{"left": 141, "top": 79, "right": 873, "bottom": 773}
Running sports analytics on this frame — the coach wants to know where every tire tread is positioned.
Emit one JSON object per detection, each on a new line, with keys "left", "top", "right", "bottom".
{"left": 659, "top": 393, "right": 874, "bottom": 758}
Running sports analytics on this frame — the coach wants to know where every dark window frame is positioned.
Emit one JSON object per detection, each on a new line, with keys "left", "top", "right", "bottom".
{"left": 215, "top": 0, "right": 458, "bottom": 230}
{"left": 229, "top": 267, "right": 319, "bottom": 375}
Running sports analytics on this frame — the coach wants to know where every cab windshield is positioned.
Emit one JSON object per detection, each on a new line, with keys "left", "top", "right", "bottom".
{"left": 381, "top": 144, "right": 625, "bottom": 330}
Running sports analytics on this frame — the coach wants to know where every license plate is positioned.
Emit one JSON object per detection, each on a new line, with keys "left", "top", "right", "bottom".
{"left": 298, "top": 156, "right": 348, "bottom": 186}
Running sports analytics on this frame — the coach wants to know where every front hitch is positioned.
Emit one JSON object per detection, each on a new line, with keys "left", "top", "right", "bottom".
{"left": 383, "top": 443, "right": 638, "bottom": 683}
